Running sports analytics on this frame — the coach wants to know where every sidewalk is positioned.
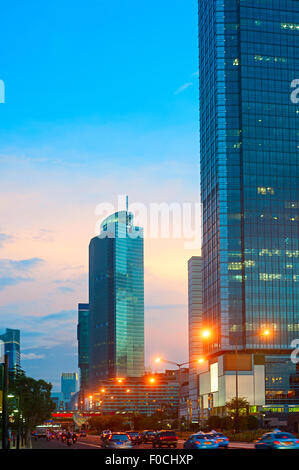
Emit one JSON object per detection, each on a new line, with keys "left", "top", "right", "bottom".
{"left": 0, "top": 438, "right": 32, "bottom": 449}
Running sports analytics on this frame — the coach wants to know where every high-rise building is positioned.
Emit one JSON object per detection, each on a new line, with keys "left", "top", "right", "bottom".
{"left": 61, "top": 372, "right": 78, "bottom": 406}
{"left": 188, "top": 257, "right": 202, "bottom": 422}
{"left": 77, "top": 303, "right": 89, "bottom": 392}
{"left": 0, "top": 328, "right": 20, "bottom": 372}
{"left": 89, "top": 211, "right": 144, "bottom": 388}
{"left": 198, "top": 0, "right": 299, "bottom": 419}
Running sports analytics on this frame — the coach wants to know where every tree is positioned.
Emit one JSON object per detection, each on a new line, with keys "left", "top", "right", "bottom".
{"left": 9, "top": 368, "right": 56, "bottom": 443}
{"left": 206, "top": 415, "right": 222, "bottom": 430}
{"left": 225, "top": 397, "right": 250, "bottom": 432}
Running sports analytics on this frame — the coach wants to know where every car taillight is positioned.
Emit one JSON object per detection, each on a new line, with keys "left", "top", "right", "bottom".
{"left": 195, "top": 441, "right": 202, "bottom": 445}
{"left": 296, "top": 440, "right": 299, "bottom": 444}
{"left": 273, "top": 441, "right": 281, "bottom": 445}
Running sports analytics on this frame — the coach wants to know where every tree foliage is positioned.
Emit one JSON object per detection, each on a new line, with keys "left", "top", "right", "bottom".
{"left": 8, "top": 368, "right": 56, "bottom": 432}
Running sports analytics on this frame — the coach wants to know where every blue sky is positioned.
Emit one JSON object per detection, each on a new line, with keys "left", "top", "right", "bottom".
{"left": 0, "top": 0, "right": 199, "bottom": 390}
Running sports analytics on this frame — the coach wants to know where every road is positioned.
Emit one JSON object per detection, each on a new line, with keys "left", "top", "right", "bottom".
{"left": 32, "top": 435, "right": 255, "bottom": 450}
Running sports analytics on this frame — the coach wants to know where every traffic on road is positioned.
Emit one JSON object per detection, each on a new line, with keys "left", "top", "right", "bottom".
{"left": 31, "top": 428, "right": 299, "bottom": 450}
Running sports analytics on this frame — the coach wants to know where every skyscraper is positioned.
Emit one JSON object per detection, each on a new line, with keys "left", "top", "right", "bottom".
{"left": 89, "top": 211, "right": 144, "bottom": 388}
{"left": 198, "top": 0, "right": 298, "bottom": 416}
{"left": 0, "top": 328, "right": 20, "bottom": 372}
{"left": 77, "top": 303, "right": 89, "bottom": 392}
{"left": 61, "top": 372, "right": 78, "bottom": 405}
{"left": 188, "top": 257, "right": 202, "bottom": 422}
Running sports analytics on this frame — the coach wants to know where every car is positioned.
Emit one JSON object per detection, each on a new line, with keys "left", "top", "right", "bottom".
{"left": 79, "top": 430, "right": 87, "bottom": 437}
{"left": 127, "top": 431, "right": 142, "bottom": 445}
{"left": 142, "top": 430, "right": 156, "bottom": 443}
{"left": 255, "top": 430, "right": 299, "bottom": 449}
{"left": 205, "top": 432, "right": 229, "bottom": 448}
{"left": 102, "top": 433, "right": 133, "bottom": 449}
{"left": 152, "top": 431, "right": 178, "bottom": 448}
{"left": 184, "top": 433, "right": 219, "bottom": 449}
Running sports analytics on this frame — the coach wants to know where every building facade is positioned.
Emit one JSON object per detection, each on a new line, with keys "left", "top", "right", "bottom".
{"left": 61, "top": 372, "right": 79, "bottom": 408}
{"left": 0, "top": 328, "right": 20, "bottom": 372}
{"left": 77, "top": 303, "right": 89, "bottom": 392}
{"left": 89, "top": 371, "right": 179, "bottom": 416}
{"left": 198, "top": 0, "right": 299, "bottom": 417}
{"left": 89, "top": 211, "right": 144, "bottom": 388}
{"left": 188, "top": 257, "right": 203, "bottom": 422}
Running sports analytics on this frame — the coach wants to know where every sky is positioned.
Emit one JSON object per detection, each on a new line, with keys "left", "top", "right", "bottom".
{"left": 0, "top": 0, "right": 200, "bottom": 391}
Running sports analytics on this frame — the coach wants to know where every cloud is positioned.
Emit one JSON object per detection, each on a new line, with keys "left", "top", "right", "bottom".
{"left": 21, "top": 352, "right": 45, "bottom": 360}
{"left": 0, "top": 257, "right": 45, "bottom": 291}
{"left": 56, "top": 286, "right": 75, "bottom": 293}
{"left": 39, "top": 309, "right": 76, "bottom": 322}
{"left": 174, "top": 82, "right": 193, "bottom": 95}
{"left": 0, "top": 276, "right": 33, "bottom": 290}
{"left": 0, "top": 233, "right": 13, "bottom": 247}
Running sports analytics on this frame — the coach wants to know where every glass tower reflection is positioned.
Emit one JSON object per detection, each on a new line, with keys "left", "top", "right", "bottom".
{"left": 89, "top": 211, "right": 144, "bottom": 387}
{"left": 199, "top": 0, "right": 299, "bottom": 356}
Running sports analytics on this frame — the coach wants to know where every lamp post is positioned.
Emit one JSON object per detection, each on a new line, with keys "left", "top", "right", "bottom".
{"left": 200, "top": 328, "right": 273, "bottom": 425}
{"left": 155, "top": 357, "right": 205, "bottom": 431}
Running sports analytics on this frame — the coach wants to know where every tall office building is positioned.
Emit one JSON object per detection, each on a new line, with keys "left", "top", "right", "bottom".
{"left": 188, "top": 257, "right": 203, "bottom": 422}
{"left": 198, "top": 0, "right": 299, "bottom": 418}
{"left": 77, "top": 303, "right": 89, "bottom": 392}
{"left": 89, "top": 211, "right": 144, "bottom": 388}
{"left": 61, "top": 372, "right": 78, "bottom": 405}
{"left": 0, "top": 328, "right": 20, "bottom": 372}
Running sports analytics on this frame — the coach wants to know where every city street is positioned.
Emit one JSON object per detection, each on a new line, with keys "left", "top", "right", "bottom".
{"left": 32, "top": 435, "right": 255, "bottom": 450}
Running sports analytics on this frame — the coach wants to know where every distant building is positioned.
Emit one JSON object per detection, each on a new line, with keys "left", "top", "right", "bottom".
{"left": 89, "top": 210, "right": 144, "bottom": 388}
{"left": 188, "top": 257, "right": 202, "bottom": 423}
{"left": 77, "top": 303, "right": 89, "bottom": 393}
{"left": 51, "top": 392, "right": 65, "bottom": 411}
{"left": 90, "top": 370, "right": 179, "bottom": 416}
{"left": 0, "top": 328, "right": 20, "bottom": 372}
{"left": 61, "top": 372, "right": 78, "bottom": 407}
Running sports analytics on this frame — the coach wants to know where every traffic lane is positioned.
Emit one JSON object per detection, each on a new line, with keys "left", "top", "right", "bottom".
{"left": 32, "top": 437, "right": 103, "bottom": 449}
{"left": 32, "top": 436, "right": 255, "bottom": 450}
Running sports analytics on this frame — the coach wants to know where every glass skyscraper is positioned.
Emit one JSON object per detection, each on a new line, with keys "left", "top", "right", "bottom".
{"left": 188, "top": 257, "right": 203, "bottom": 420}
{"left": 0, "top": 328, "right": 20, "bottom": 372}
{"left": 89, "top": 211, "right": 144, "bottom": 388}
{"left": 199, "top": 0, "right": 298, "bottom": 404}
{"left": 61, "top": 372, "right": 79, "bottom": 403}
{"left": 77, "top": 303, "right": 90, "bottom": 392}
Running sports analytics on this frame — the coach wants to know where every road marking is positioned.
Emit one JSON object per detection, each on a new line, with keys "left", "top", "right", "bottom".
{"left": 77, "top": 441, "right": 104, "bottom": 449}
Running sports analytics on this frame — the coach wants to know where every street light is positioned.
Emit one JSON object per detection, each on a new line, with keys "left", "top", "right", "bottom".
{"left": 200, "top": 327, "right": 273, "bottom": 423}
{"left": 154, "top": 356, "right": 206, "bottom": 430}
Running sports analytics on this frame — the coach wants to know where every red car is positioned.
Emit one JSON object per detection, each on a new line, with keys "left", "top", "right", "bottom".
{"left": 152, "top": 431, "right": 178, "bottom": 448}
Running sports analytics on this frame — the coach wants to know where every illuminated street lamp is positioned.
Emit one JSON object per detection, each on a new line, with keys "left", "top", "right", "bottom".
{"left": 200, "top": 327, "right": 273, "bottom": 423}
{"left": 154, "top": 356, "right": 206, "bottom": 430}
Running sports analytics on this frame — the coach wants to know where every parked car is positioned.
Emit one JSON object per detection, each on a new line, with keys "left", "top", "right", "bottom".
{"left": 184, "top": 433, "right": 219, "bottom": 450}
{"left": 255, "top": 430, "right": 299, "bottom": 449}
{"left": 205, "top": 432, "right": 229, "bottom": 448}
{"left": 152, "top": 431, "right": 178, "bottom": 448}
{"left": 142, "top": 430, "right": 156, "bottom": 443}
{"left": 102, "top": 433, "right": 132, "bottom": 449}
{"left": 127, "top": 431, "right": 142, "bottom": 445}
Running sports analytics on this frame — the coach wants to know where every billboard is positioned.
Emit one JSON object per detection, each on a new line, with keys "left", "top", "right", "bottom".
{"left": 210, "top": 362, "right": 219, "bottom": 393}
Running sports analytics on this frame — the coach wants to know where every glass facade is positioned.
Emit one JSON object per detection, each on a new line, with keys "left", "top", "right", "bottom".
{"left": 0, "top": 328, "right": 20, "bottom": 372}
{"left": 89, "top": 211, "right": 144, "bottom": 388}
{"left": 61, "top": 372, "right": 78, "bottom": 403}
{"left": 77, "top": 303, "right": 89, "bottom": 391}
{"left": 188, "top": 257, "right": 203, "bottom": 419}
{"left": 199, "top": 0, "right": 299, "bottom": 357}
